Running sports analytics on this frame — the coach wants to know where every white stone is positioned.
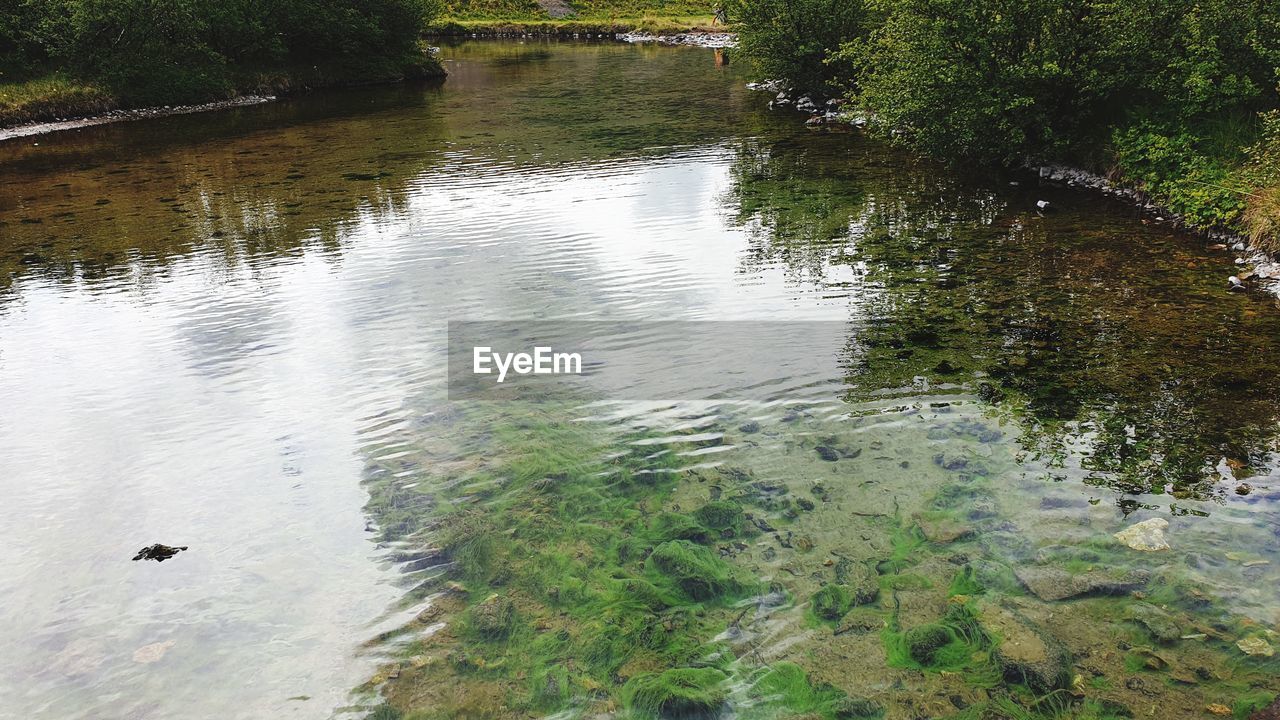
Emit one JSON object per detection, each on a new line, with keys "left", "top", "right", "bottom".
{"left": 1114, "top": 518, "right": 1170, "bottom": 551}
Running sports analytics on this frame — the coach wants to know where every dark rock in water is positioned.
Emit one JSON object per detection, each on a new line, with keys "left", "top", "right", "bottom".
{"left": 132, "top": 544, "right": 187, "bottom": 562}
{"left": 834, "top": 560, "right": 880, "bottom": 605}
{"left": 1013, "top": 565, "right": 1149, "bottom": 602}
{"left": 977, "top": 382, "right": 1005, "bottom": 403}
{"left": 980, "top": 604, "right": 1072, "bottom": 692}
{"left": 914, "top": 514, "right": 974, "bottom": 544}
{"left": 1125, "top": 602, "right": 1182, "bottom": 644}
{"left": 904, "top": 624, "right": 952, "bottom": 664}
{"left": 1250, "top": 696, "right": 1280, "bottom": 720}
{"left": 750, "top": 515, "right": 777, "bottom": 533}
{"left": 816, "top": 445, "right": 841, "bottom": 462}
{"left": 933, "top": 451, "right": 969, "bottom": 471}
{"left": 739, "top": 421, "right": 761, "bottom": 434}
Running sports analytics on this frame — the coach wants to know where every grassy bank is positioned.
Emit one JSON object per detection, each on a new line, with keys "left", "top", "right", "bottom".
{"left": 0, "top": 0, "right": 445, "bottom": 131}
{"left": 427, "top": 0, "right": 718, "bottom": 34}
{"left": 429, "top": 16, "right": 719, "bottom": 35}
{"left": 0, "top": 58, "right": 446, "bottom": 130}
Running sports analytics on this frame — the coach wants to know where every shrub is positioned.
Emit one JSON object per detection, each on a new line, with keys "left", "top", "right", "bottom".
{"left": 1244, "top": 110, "right": 1280, "bottom": 251}
{"left": 730, "top": 0, "right": 871, "bottom": 96}
{"left": 1, "top": 0, "right": 443, "bottom": 104}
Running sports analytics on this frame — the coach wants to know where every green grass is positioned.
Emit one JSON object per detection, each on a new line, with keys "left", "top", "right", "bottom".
{"left": 0, "top": 72, "right": 114, "bottom": 127}
{"left": 428, "top": 0, "right": 720, "bottom": 33}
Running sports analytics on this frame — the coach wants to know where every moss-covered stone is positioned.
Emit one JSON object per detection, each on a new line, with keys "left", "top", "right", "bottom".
{"left": 647, "top": 540, "right": 740, "bottom": 602}
{"left": 623, "top": 667, "right": 728, "bottom": 719}
{"left": 652, "top": 512, "right": 713, "bottom": 544}
{"left": 903, "top": 624, "right": 952, "bottom": 665}
{"left": 812, "top": 584, "right": 854, "bottom": 622}
{"left": 467, "top": 594, "right": 515, "bottom": 640}
{"left": 693, "top": 500, "right": 744, "bottom": 531}
{"left": 979, "top": 604, "right": 1072, "bottom": 692}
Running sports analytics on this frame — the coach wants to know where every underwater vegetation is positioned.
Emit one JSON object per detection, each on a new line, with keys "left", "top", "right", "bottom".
{"left": 358, "top": 394, "right": 1280, "bottom": 720}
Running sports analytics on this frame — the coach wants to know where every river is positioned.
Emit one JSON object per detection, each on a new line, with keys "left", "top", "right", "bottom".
{"left": 1, "top": 40, "right": 1278, "bottom": 720}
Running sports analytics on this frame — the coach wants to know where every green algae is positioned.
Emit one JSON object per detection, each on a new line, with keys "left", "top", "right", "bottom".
{"left": 810, "top": 584, "right": 854, "bottom": 623}
{"left": 622, "top": 667, "right": 728, "bottom": 719}
{"left": 693, "top": 500, "right": 746, "bottom": 534}
{"left": 745, "top": 662, "right": 883, "bottom": 719}
{"left": 647, "top": 540, "right": 749, "bottom": 603}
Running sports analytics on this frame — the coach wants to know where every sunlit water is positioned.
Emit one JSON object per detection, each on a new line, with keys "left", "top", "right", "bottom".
{"left": 2, "top": 41, "right": 1279, "bottom": 719}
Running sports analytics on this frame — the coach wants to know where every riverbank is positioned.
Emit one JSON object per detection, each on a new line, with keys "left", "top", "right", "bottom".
{"left": 755, "top": 83, "right": 1280, "bottom": 297}
{"left": 428, "top": 16, "right": 722, "bottom": 36}
{"left": 0, "top": 59, "right": 445, "bottom": 142}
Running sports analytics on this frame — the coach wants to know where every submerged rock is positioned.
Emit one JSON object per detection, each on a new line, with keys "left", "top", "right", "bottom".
{"left": 1114, "top": 518, "right": 1171, "bottom": 551}
{"left": 980, "top": 604, "right": 1072, "bottom": 692}
{"left": 904, "top": 624, "right": 952, "bottom": 665}
{"left": 1125, "top": 603, "right": 1182, "bottom": 644}
{"left": 914, "top": 514, "right": 974, "bottom": 544}
{"left": 835, "top": 560, "right": 880, "bottom": 605}
{"left": 816, "top": 445, "right": 840, "bottom": 462}
{"left": 1014, "top": 566, "right": 1149, "bottom": 602}
{"left": 469, "top": 594, "right": 516, "bottom": 639}
{"left": 1237, "top": 636, "right": 1276, "bottom": 657}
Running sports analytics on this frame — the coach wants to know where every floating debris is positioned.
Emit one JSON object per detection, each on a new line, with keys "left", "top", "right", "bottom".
{"left": 132, "top": 544, "right": 188, "bottom": 562}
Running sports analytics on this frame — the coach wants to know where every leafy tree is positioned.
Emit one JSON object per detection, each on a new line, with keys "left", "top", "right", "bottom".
{"left": 729, "top": 0, "right": 873, "bottom": 96}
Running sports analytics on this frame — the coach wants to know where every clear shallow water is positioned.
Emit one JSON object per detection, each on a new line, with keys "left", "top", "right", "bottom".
{"left": 1, "top": 40, "right": 1279, "bottom": 720}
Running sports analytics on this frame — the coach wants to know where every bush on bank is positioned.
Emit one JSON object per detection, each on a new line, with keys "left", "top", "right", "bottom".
{"left": 0, "top": 0, "right": 443, "bottom": 108}
{"left": 732, "top": 0, "right": 1280, "bottom": 250}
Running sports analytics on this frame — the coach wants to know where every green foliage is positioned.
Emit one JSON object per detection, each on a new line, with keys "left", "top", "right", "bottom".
{"left": 1244, "top": 111, "right": 1280, "bottom": 251}
{"left": 622, "top": 667, "right": 729, "bottom": 719}
{"left": 845, "top": 0, "right": 1097, "bottom": 163}
{"left": 1111, "top": 122, "right": 1251, "bottom": 228}
{"left": 729, "top": 0, "right": 871, "bottom": 96}
{"left": 0, "top": 0, "right": 443, "bottom": 105}
{"left": 1233, "top": 690, "right": 1276, "bottom": 719}
{"left": 734, "top": 0, "right": 1280, "bottom": 236}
